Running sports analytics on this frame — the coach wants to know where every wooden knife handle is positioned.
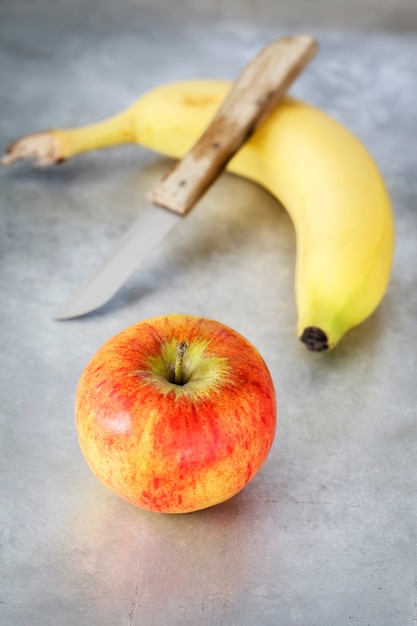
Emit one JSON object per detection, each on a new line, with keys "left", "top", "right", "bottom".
{"left": 147, "top": 34, "right": 317, "bottom": 216}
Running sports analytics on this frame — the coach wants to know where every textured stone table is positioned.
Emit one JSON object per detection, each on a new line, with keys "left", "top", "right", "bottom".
{"left": 1, "top": 2, "right": 416, "bottom": 624}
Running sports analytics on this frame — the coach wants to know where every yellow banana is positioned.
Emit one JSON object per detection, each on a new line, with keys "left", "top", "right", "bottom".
{"left": 1, "top": 79, "right": 394, "bottom": 351}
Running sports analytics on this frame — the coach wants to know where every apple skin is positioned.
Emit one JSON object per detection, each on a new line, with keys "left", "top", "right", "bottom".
{"left": 75, "top": 314, "right": 276, "bottom": 514}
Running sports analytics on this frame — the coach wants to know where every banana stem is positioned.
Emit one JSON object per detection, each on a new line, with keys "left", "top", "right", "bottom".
{"left": 55, "top": 109, "right": 136, "bottom": 159}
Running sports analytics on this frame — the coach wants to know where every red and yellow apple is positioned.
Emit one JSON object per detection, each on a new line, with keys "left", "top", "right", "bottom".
{"left": 75, "top": 314, "right": 276, "bottom": 513}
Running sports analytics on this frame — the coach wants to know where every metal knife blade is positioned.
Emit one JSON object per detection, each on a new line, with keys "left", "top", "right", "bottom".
{"left": 54, "top": 34, "right": 317, "bottom": 320}
{"left": 53, "top": 205, "right": 178, "bottom": 319}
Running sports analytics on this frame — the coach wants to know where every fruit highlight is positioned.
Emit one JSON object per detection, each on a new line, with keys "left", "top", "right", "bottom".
{"left": 1, "top": 79, "right": 395, "bottom": 350}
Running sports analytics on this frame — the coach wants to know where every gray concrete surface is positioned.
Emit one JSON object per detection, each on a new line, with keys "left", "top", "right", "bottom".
{"left": 137, "top": 0, "right": 417, "bottom": 30}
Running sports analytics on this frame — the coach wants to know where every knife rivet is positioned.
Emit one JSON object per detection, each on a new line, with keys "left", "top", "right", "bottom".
{"left": 212, "top": 141, "right": 220, "bottom": 148}
{"left": 179, "top": 179, "right": 187, "bottom": 186}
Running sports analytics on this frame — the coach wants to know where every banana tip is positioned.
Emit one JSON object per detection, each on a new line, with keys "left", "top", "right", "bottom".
{"left": 300, "top": 327, "right": 329, "bottom": 352}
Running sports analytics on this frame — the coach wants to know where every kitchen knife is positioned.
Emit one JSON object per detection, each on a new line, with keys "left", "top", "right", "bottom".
{"left": 54, "top": 34, "right": 317, "bottom": 320}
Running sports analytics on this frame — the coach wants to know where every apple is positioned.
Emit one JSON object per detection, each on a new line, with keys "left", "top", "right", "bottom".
{"left": 75, "top": 314, "right": 276, "bottom": 513}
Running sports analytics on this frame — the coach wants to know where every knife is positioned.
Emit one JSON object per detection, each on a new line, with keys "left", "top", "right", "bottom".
{"left": 54, "top": 34, "right": 317, "bottom": 320}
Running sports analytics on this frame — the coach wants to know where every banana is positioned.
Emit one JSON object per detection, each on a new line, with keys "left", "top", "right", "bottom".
{"left": 1, "top": 79, "right": 394, "bottom": 351}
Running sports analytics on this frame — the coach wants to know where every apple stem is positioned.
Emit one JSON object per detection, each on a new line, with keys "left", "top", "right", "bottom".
{"left": 174, "top": 342, "right": 188, "bottom": 385}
